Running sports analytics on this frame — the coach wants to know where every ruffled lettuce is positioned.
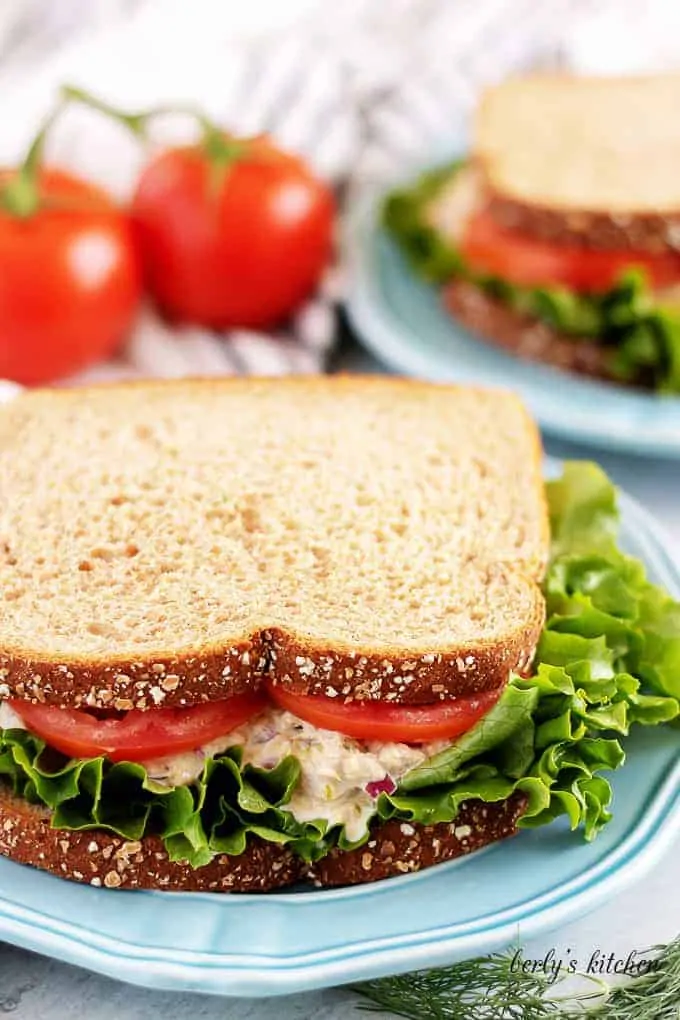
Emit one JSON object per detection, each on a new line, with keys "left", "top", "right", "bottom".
{"left": 382, "top": 164, "right": 680, "bottom": 392}
{"left": 0, "top": 463, "right": 679, "bottom": 866}
{"left": 0, "top": 735, "right": 327, "bottom": 866}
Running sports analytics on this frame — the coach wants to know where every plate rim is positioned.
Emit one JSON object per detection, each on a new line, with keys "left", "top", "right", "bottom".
{"left": 0, "top": 757, "right": 679, "bottom": 998}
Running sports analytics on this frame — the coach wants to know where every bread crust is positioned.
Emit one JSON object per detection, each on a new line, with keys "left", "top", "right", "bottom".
{"left": 309, "top": 792, "right": 527, "bottom": 887}
{"left": 0, "top": 636, "right": 266, "bottom": 712}
{"left": 483, "top": 185, "right": 680, "bottom": 253}
{"left": 267, "top": 611, "right": 543, "bottom": 704}
{"left": 0, "top": 785, "right": 527, "bottom": 891}
{"left": 0, "top": 787, "right": 301, "bottom": 892}
{"left": 443, "top": 279, "right": 617, "bottom": 383}
{"left": 0, "top": 605, "right": 544, "bottom": 710}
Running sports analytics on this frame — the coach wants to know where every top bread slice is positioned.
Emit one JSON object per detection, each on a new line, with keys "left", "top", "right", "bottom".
{"left": 473, "top": 74, "right": 680, "bottom": 250}
{"left": 0, "top": 378, "right": 548, "bottom": 710}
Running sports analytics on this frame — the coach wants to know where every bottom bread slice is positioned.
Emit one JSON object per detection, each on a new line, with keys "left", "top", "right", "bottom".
{"left": 0, "top": 786, "right": 527, "bottom": 892}
{"left": 444, "top": 279, "right": 614, "bottom": 381}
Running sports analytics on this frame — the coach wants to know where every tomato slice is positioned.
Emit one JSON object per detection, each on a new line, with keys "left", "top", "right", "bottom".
{"left": 10, "top": 692, "right": 267, "bottom": 763}
{"left": 461, "top": 210, "right": 680, "bottom": 294}
{"left": 266, "top": 682, "right": 502, "bottom": 744}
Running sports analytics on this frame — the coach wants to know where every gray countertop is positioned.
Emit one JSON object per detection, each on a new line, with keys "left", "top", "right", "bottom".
{"left": 0, "top": 944, "right": 382, "bottom": 1019}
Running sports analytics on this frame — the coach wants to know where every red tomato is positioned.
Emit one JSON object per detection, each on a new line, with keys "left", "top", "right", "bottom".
{"left": 461, "top": 210, "right": 680, "bottom": 293}
{"left": 266, "top": 682, "right": 502, "bottom": 744}
{"left": 0, "top": 168, "right": 141, "bottom": 384}
{"left": 131, "top": 137, "right": 335, "bottom": 329}
{"left": 10, "top": 692, "right": 266, "bottom": 763}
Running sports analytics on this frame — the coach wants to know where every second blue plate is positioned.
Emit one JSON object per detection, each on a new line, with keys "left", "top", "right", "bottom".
{"left": 345, "top": 181, "right": 680, "bottom": 458}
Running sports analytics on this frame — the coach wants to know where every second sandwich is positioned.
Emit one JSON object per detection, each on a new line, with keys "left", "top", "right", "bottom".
{"left": 384, "top": 74, "right": 680, "bottom": 392}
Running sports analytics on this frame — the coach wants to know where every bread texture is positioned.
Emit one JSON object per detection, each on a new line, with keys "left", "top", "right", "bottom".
{"left": 474, "top": 74, "right": 680, "bottom": 250}
{"left": 0, "top": 786, "right": 527, "bottom": 891}
{"left": 443, "top": 280, "right": 615, "bottom": 382}
{"left": 0, "top": 378, "right": 548, "bottom": 709}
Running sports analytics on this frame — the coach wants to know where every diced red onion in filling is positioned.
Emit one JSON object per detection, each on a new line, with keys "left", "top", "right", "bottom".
{"left": 365, "top": 775, "right": 397, "bottom": 798}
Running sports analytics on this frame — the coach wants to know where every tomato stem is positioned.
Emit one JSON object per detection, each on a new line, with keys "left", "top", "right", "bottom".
{"left": 61, "top": 84, "right": 236, "bottom": 154}
{"left": 60, "top": 84, "right": 249, "bottom": 188}
{"left": 0, "top": 83, "right": 252, "bottom": 218}
{"left": 0, "top": 102, "right": 65, "bottom": 217}
{"left": 61, "top": 85, "right": 151, "bottom": 137}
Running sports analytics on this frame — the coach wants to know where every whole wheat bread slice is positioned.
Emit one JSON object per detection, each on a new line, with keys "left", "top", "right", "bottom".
{"left": 473, "top": 74, "right": 680, "bottom": 250}
{"left": 0, "top": 786, "right": 527, "bottom": 891}
{"left": 0, "top": 378, "right": 547, "bottom": 709}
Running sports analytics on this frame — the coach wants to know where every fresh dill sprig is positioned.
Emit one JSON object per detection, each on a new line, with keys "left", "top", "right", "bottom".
{"left": 352, "top": 937, "right": 680, "bottom": 1020}
{"left": 586, "top": 937, "right": 680, "bottom": 1019}
{"left": 352, "top": 950, "right": 572, "bottom": 1019}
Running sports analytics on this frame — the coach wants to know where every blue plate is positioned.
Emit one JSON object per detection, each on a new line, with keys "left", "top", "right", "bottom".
{"left": 0, "top": 473, "right": 678, "bottom": 998}
{"left": 344, "top": 181, "right": 680, "bottom": 458}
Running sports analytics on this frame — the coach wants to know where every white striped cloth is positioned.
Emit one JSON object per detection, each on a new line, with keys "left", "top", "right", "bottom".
{"left": 0, "top": 0, "right": 666, "bottom": 383}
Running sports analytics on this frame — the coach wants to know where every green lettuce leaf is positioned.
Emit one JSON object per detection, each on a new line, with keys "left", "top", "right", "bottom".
{"left": 382, "top": 164, "right": 680, "bottom": 392}
{"left": 0, "top": 732, "right": 325, "bottom": 868}
{"left": 0, "top": 462, "right": 678, "bottom": 864}
{"left": 377, "top": 462, "right": 678, "bottom": 843}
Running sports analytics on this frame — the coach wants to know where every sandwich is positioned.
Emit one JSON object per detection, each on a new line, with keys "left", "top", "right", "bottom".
{"left": 0, "top": 377, "right": 678, "bottom": 893}
{"left": 384, "top": 74, "right": 680, "bottom": 392}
